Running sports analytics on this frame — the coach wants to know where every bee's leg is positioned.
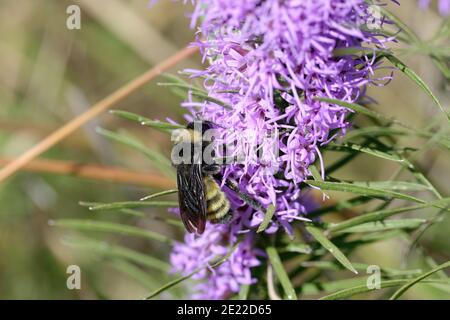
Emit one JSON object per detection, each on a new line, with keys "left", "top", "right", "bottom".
{"left": 202, "top": 164, "right": 221, "bottom": 175}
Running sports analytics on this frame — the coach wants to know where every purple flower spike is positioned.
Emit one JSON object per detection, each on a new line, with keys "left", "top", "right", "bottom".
{"left": 168, "top": 0, "right": 397, "bottom": 299}
{"left": 182, "top": 0, "right": 396, "bottom": 233}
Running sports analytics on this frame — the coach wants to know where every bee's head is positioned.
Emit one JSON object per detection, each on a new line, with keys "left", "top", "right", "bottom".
{"left": 172, "top": 128, "right": 201, "bottom": 144}
{"left": 186, "top": 120, "right": 216, "bottom": 133}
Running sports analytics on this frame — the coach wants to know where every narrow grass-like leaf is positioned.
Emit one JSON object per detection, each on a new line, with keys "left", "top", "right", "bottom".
{"left": 403, "top": 159, "right": 443, "bottom": 199}
{"left": 267, "top": 265, "right": 282, "bottom": 300}
{"left": 308, "top": 196, "right": 372, "bottom": 218}
{"left": 238, "top": 284, "right": 250, "bottom": 300}
{"left": 431, "top": 56, "right": 450, "bottom": 80}
{"left": 425, "top": 256, "right": 450, "bottom": 280}
{"left": 119, "top": 208, "right": 146, "bottom": 217}
{"left": 51, "top": 219, "right": 173, "bottom": 245}
{"left": 301, "top": 277, "right": 370, "bottom": 295}
{"left": 145, "top": 270, "right": 196, "bottom": 300}
{"left": 305, "top": 226, "right": 358, "bottom": 275}
{"left": 266, "top": 246, "right": 297, "bottom": 300}
{"left": 350, "top": 181, "right": 430, "bottom": 192}
{"left": 283, "top": 243, "right": 313, "bottom": 255}
{"left": 325, "top": 142, "right": 404, "bottom": 162}
{"left": 332, "top": 46, "right": 392, "bottom": 58}
{"left": 64, "top": 238, "right": 169, "bottom": 271}
{"left": 299, "top": 261, "right": 422, "bottom": 277}
{"left": 80, "top": 200, "right": 178, "bottom": 211}
{"left": 316, "top": 98, "right": 425, "bottom": 137}
{"left": 309, "top": 165, "right": 323, "bottom": 181}
{"left": 320, "top": 279, "right": 448, "bottom": 300}
{"left": 96, "top": 127, "right": 174, "bottom": 178}
{"left": 344, "top": 124, "right": 450, "bottom": 152}
{"left": 304, "top": 180, "right": 433, "bottom": 205}
{"left": 389, "top": 261, "right": 450, "bottom": 300}
{"left": 329, "top": 198, "right": 450, "bottom": 233}
{"left": 344, "top": 126, "right": 407, "bottom": 141}
{"left": 343, "top": 230, "right": 404, "bottom": 248}
{"left": 139, "top": 189, "right": 178, "bottom": 201}
{"left": 386, "top": 55, "right": 450, "bottom": 122}
{"left": 257, "top": 205, "right": 276, "bottom": 233}
{"left": 334, "top": 219, "right": 426, "bottom": 234}
{"left": 79, "top": 203, "right": 184, "bottom": 229}
{"left": 110, "top": 110, "right": 183, "bottom": 133}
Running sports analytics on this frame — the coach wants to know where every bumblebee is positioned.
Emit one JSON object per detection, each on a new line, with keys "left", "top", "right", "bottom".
{"left": 172, "top": 120, "right": 232, "bottom": 234}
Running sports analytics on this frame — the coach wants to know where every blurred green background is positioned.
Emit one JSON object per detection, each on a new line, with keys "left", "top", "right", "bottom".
{"left": 0, "top": 0, "right": 448, "bottom": 299}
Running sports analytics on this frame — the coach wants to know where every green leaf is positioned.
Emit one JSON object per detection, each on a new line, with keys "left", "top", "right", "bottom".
{"left": 344, "top": 126, "right": 407, "bottom": 141}
{"left": 80, "top": 200, "right": 178, "bottom": 211}
{"left": 350, "top": 181, "right": 430, "bottom": 192}
{"left": 333, "top": 218, "right": 426, "bottom": 234}
{"left": 299, "top": 261, "right": 422, "bottom": 277}
{"left": 139, "top": 189, "right": 178, "bottom": 201}
{"left": 283, "top": 243, "right": 313, "bottom": 255}
{"left": 386, "top": 55, "right": 450, "bottom": 122}
{"left": 257, "top": 204, "right": 276, "bottom": 233}
{"left": 96, "top": 127, "right": 175, "bottom": 179}
{"left": 64, "top": 237, "right": 169, "bottom": 271}
{"left": 51, "top": 219, "right": 172, "bottom": 245}
{"left": 308, "top": 196, "right": 372, "bottom": 218}
{"left": 346, "top": 230, "right": 404, "bottom": 246}
{"left": 83, "top": 206, "right": 182, "bottom": 227}
{"left": 320, "top": 279, "right": 449, "bottom": 300}
{"left": 389, "top": 261, "right": 450, "bottom": 300}
{"left": 304, "top": 180, "right": 433, "bottom": 206}
{"left": 431, "top": 56, "right": 450, "bottom": 80}
{"left": 404, "top": 159, "right": 444, "bottom": 199}
{"left": 110, "top": 110, "right": 183, "bottom": 133}
{"left": 309, "top": 165, "right": 323, "bottom": 181}
{"left": 266, "top": 246, "right": 297, "bottom": 300}
{"left": 145, "top": 270, "right": 196, "bottom": 300}
{"left": 332, "top": 46, "right": 392, "bottom": 58}
{"left": 238, "top": 284, "right": 250, "bottom": 300}
{"left": 305, "top": 226, "right": 358, "bottom": 275}
{"left": 119, "top": 208, "right": 146, "bottom": 217}
{"left": 302, "top": 277, "right": 369, "bottom": 295}
{"left": 325, "top": 142, "right": 405, "bottom": 162}
{"left": 329, "top": 198, "right": 450, "bottom": 233}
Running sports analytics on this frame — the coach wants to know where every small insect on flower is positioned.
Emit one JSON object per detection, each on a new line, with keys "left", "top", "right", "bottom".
{"left": 171, "top": 120, "right": 233, "bottom": 234}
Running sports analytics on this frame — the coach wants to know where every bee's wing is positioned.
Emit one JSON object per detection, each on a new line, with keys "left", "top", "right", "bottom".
{"left": 176, "top": 164, "right": 206, "bottom": 234}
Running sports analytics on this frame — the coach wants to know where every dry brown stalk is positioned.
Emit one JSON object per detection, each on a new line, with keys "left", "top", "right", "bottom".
{"left": 0, "top": 46, "right": 197, "bottom": 183}
{"left": 0, "top": 157, "right": 175, "bottom": 188}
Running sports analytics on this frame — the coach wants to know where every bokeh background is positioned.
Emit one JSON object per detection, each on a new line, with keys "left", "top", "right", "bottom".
{"left": 0, "top": 0, "right": 448, "bottom": 299}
